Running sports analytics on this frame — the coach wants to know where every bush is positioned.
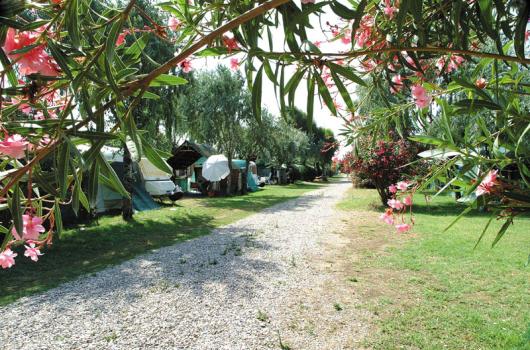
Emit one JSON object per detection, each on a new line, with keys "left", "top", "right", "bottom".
{"left": 348, "top": 137, "right": 425, "bottom": 205}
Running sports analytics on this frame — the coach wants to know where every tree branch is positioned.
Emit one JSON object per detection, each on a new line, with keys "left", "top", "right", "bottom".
{"left": 122, "top": 0, "right": 290, "bottom": 95}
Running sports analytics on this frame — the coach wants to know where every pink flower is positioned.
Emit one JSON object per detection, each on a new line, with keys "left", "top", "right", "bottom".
{"left": 167, "top": 17, "right": 181, "bottom": 31}
{"left": 223, "top": 36, "right": 239, "bottom": 52}
{"left": 476, "top": 170, "right": 498, "bottom": 197}
{"left": 383, "top": 0, "right": 398, "bottom": 18}
{"left": 115, "top": 32, "right": 126, "bottom": 46}
{"left": 301, "top": 0, "right": 315, "bottom": 4}
{"left": 0, "top": 134, "right": 29, "bottom": 159}
{"left": 0, "top": 248, "right": 17, "bottom": 269}
{"left": 180, "top": 59, "right": 192, "bottom": 73}
{"left": 379, "top": 209, "right": 394, "bottom": 225}
{"left": 341, "top": 30, "right": 352, "bottom": 45}
{"left": 313, "top": 41, "right": 322, "bottom": 48}
{"left": 475, "top": 78, "right": 487, "bottom": 89}
{"left": 387, "top": 199, "right": 404, "bottom": 210}
{"left": 395, "top": 223, "right": 412, "bottom": 233}
{"left": 411, "top": 84, "right": 432, "bottom": 109}
{"left": 3, "top": 28, "right": 59, "bottom": 76}
{"left": 12, "top": 214, "right": 46, "bottom": 241}
{"left": 403, "top": 195, "right": 413, "bottom": 206}
{"left": 391, "top": 74, "right": 403, "bottom": 93}
{"left": 396, "top": 181, "right": 409, "bottom": 191}
{"left": 229, "top": 58, "right": 240, "bottom": 70}
{"left": 24, "top": 242, "right": 43, "bottom": 262}
{"left": 388, "top": 184, "right": 398, "bottom": 193}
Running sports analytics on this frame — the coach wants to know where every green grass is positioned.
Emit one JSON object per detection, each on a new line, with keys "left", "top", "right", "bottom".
{"left": 0, "top": 182, "right": 324, "bottom": 306}
{"left": 338, "top": 188, "right": 530, "bottom": 350}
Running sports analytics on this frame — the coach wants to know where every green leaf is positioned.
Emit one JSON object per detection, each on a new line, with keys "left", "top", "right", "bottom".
{"left": 350, "top": 0, "right": 367, "bottom": 43}
{"left": 106, "top": 17, "right": 123, "bottom": 64}
{"left": 65, "top": 0, "right": 81, "bottom": 48}
{"left": 330, "top": 70, "right": 355, "bottom": 111}
{"left": 88, "top": 161, "right": 99, "bottom": 209}
{"left": 474, "top": 215, "right": 494, "bottom": 249}
{"left": 252, "top": 65, "right": 263, "bottom": 123}
{"left": 307, "top": 72, "right": 315, "bottom": 128}
{"left": 97, "top": 153, "right": 130, "bottom": 198}
{"left": 315, "top": 72, "right": 337, "bottom": 116}
{"left": 54, "top": 199, "right": 63, "bottom": 239}
{"left": 491, "top": 219, "right": 512, "bottom": 247}
{"left": 454, "top": 98, "right": 502, "bottom": 111}
{"left": 139, "top": 134, "right": 173, "bottom": 175}
{"left": 329, "top": 2, "right": 357, "bottom": 20}
{"left": 57, "top": 140, "right": 71, "bottom": 199}
{"left": 149, "top": 74, "right": 188, "bottom": 87}
{"left": 514, "top": 0, "right": 530, "bottom": 60}
{"left": 46, "top": 39, "right": 72, "bottom": 79}
{"left": 327, "top": 62, "right": 366, "bottom": 87}
{"left": 444, "top": 206, "right": 473, "bottom": 232}
{"left": 8, "top": 183, "right": 23, "bottom": 239}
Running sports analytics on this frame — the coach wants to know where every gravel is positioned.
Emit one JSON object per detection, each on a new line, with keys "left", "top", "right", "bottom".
{"left": 0, "top": 179, "right": 367, "bottom": 349}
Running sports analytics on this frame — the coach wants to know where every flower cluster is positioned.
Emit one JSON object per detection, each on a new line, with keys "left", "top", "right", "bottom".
{"left": 3, "top": 28, "right": 60, "bottom": 77}
{"left": 380, "top": 181, "right": 415, "bottom": 233}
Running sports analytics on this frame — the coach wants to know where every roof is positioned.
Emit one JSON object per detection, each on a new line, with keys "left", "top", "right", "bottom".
{"left": 167, "top": 140, "right": 216, "bottom": 170}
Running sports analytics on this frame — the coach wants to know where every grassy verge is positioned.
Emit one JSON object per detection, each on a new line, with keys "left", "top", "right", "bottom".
{"left": 337, "top": 188, "right": 530, "bottom": 350}
{"left": 0, "top": 182, "right": 324, "bottom": 306}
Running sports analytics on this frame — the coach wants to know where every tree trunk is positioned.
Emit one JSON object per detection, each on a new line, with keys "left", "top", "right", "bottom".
{"left": 226, "top": 156, "right": 233, "bottom": 195}
{"left": 241, "top": 158, "right": 249, "bottom": 195}
{"left": 122, "top": 144, "right": 134, "bottom": 221}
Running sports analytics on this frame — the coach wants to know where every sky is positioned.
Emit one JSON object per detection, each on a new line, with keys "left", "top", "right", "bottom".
{"left": 192, "top": 2, "right": 353, "bottom": 155}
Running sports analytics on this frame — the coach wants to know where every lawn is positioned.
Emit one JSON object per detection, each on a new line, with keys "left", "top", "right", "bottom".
{"left": 0, "top": 182, "right": 324, "bottom": 306}
{"left": 338, "top": 188, "right": 530, "bottom": 350}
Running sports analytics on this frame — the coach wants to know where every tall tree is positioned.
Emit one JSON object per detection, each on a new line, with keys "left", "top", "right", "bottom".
{"left": 179, "top": 66, "right": 253, "bottom": 194}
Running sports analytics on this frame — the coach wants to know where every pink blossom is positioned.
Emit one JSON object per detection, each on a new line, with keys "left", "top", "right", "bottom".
{"left": 476, "top": 170, "right": 498, "bottom": 197}
{"left": 475, "top": 78, "right": 487, "bottom": 89}
{"left": 12, "top": 214, "right": 46, "bottom": 241}
{"left": 115, "top": 32, "right": 126, "bottom": 46}
{"left": 391, "top": 74, "right": 403, "bottom": 93}
{"left": 388, "top": 184, "right": 398, "bottom": 193}
{"left": 0, "top": 134, "right": 29, "bottom": 159}
{"left": 383, "top": 0, "right": 398, "bottom": 18}
{"left": 387, "top": 199, "right": 404, "bottom": 210}
{"left": 341, "top": 30, "right": 352, "bottom": 45}
{"left": 180, "top": 59, "right": 192, "bottom": 73}
{"left": 222, "top": 36, "right": 239, "bottom": 52}
{"left": 313, "top": 41, "right": 322, "bottom": 48}
{"left": 354, "top": 15, "right": 374, "bottom": 48}
{"left": 411, "top": 84, "right": 432, "bottom": 109}
{"left": 526, "top": 30, "right": 530, "bottom": 41}
{"left": 301, "top": 0, "right": 315, "bottom": 4}
{"left": 395, "top": 223, "right": 412, "bottom": 233}
{"left": 3, "top": 28, "right": 59, "bottom": 76}
{"left": 403, "top": 195, "right": 413, "bottom": 206}
{"left": 396, "top": 181, "right": 409, "bottom": 191}
{"left": 0, "top": 248, "right": 17, "bottom": 269}
{"left": 229, "top": 58, "right": 239, "bottom": 70}
{"left": 167, "top": 17, "right": 181, "bottom": 31}
{"left": 379, "top": 209, "right": 394, "bottom": 225}
{"left": 24, "top": 242, "right": 43, "bottom": 262}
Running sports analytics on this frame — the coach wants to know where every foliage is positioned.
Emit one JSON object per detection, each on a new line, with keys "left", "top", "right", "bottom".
{"left": 348, "top": 136, "right": 421, "bottom": 205}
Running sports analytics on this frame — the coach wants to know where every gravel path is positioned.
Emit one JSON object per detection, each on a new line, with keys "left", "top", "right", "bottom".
{"left": 1, "top": 179, "right": 368, "bottom": 350}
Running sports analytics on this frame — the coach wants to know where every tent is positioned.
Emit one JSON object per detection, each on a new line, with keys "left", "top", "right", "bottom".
{"left": 78, "top": 145, "right": 177, "bottom": 213}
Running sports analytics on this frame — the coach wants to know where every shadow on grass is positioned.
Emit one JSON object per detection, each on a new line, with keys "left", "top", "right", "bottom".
{"left": 0, "top": 213, "right": 216, "bottom": 306}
